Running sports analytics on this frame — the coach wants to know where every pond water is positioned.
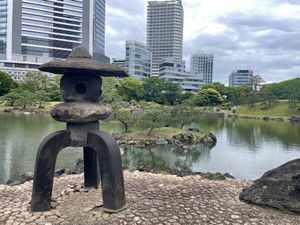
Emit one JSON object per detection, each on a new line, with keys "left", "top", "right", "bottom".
{"left": 0, "top": 113, "right": 299, "bottom": 183}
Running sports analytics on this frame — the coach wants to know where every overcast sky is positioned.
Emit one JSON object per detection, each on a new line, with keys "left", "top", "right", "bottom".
{"left": 105, "top": 0, "right": 300, "bottom": 84}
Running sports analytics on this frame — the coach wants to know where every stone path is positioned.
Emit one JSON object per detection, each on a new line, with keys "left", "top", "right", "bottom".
{"left": 0, "top": 171, "right": 299, "bottom": 225}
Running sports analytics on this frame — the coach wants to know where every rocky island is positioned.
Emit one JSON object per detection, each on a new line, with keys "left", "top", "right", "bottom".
{"left": 113, "top": 127, "right": 217, "bottom": 148}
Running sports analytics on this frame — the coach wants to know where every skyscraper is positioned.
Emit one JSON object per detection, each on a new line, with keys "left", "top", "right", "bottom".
{"left": 0, "top": 0, "right": 106, "bottom": 80}
{"left": 190, "top": 52, "right": 214, "bottom": 83}
{"left": 93, "top": 0, "right": 106, "bottom": 55}
{"left": 125, "top": 41, "right": 151, "bottom": 81}
{"left": 147, "top": 0, "right": 184, "bottom": 76}
{"left": 0, "top": 0, "right": 7, "bottom": 55}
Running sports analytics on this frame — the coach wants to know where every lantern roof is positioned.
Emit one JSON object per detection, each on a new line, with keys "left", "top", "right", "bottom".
{"left": 38, "top": 46, "right": 128, "bottom": 77}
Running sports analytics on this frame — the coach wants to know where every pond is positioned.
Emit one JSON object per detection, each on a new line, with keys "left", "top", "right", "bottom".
{"left": 0, "top": 113, "right": 299, "bottom": 183}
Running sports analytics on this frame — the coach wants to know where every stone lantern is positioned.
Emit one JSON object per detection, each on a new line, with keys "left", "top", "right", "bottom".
{"left": 30, "top": 46, "right": 127, "bottom": 213}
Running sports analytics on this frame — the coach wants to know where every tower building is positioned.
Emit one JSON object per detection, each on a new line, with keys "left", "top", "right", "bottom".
{"left": 147, "top": 0, "right": 184, "bottom": 76}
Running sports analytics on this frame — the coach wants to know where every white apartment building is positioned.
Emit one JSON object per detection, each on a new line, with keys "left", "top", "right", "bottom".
{"left": 147, "top": 0, "right": 184, "bottom": 76}
{"left": 159, "top": 58, "right": 203, "bottom": 93}
{"left": 229, "top": 69, "right": 254, "bottom": 87}
{"left": 190, "top": 52, "right": 214, "bottom": 84}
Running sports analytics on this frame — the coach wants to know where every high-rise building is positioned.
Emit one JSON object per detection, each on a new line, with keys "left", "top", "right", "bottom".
{"left": 0, "top": 0, "right": 7, "bottom": 55}
{"left": 190, "top": 52, "right": 214, "bottom": 83}
{"left": 0, "top": 0, "right": 107, "bottom": 80}
{"left": 93, "top": 0, "right": 106, "bottom": 55}
{"left": 147, "top": 0, "right": 184, "bottom": 76}
{"left": 229, "top": 69, "right": 254, "bottom": 87}
{"left": 159, "top": 58, "right": 203, "bottom": 93}
{"left": 125, "top": 41, "right": 151, "bottom": 82}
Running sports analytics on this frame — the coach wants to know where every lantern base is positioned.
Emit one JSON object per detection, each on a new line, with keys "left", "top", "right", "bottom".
{"left": 31, "top": 129, "right": 126, "bottom": 213}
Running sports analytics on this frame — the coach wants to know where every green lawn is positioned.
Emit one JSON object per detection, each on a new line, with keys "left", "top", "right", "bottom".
{"left": 236, "top": 101, "right": 300, "bottom": 118}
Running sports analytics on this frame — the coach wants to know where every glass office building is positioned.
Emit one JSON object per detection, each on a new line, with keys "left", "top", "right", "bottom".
{"left": 125, "top": 41, "right": 151, "bottom": 82}
{"left": 0, "top": 0, "right": 106, "bottom": 80}
{"left": 0, "top": 0, "right": 7, "bottom": 55}
{"left": 21, "top": 0, "right": 83, "bottom": 59}
{"left": 94, "top": 0, "right": 105, "bottom": 54}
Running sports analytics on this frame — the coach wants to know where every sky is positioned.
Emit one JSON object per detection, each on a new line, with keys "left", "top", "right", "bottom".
{"left": 105, "top": 0, "right": 300, "bottom": 84}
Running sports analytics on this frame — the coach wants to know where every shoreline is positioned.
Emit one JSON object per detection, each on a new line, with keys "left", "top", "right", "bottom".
{"left": 2, "top": 159, "right": 233, "bottom": 186}
{"left": 225, "top": 113, "right": 300, "bottom": 123}
{"left": 1, "top": 106, "right": 299, "bottom": 124}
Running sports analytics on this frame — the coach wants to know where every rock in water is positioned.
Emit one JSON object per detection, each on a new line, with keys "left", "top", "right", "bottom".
{"left": 6, "top": 179, "right": 20, "bottom": 186}
{"left": 239, "top": 159, "right": 300, "bottom": 213}
{"left": 20, "top": 172, "right": 34, "bottom": 183}
{"left": 73, "top": 159, "right": 84, "bottom": 174}
{"left": 202, "top": 133, "right": 217, "bottom": 147}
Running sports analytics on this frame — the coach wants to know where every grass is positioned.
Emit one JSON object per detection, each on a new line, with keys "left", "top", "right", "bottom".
{"left": 236, "top": 101, "right": 300, "bottom": 118}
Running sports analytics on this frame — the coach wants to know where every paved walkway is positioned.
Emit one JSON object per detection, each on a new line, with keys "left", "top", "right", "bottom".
{"left": 0, "top": 171, "right": 299, "bottom": 225}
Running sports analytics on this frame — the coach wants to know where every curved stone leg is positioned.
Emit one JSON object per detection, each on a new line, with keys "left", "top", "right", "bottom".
{"left": 87, "top": 131, "right": 126, "bottom": 212}
{"left": 31, "top": 130, "right": 70, "bottom": 212}
{"left": 84, "top": 147, "right": 100, "bottom": 188}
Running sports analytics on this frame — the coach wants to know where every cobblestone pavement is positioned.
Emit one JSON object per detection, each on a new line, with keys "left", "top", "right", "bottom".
{"left": 0, "top": 171, "right": 299, "bottom": 225}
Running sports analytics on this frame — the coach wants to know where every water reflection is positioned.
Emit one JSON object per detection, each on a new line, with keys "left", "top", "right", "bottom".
{"left": 122, "top": 145, "right": 210, "bottom": 172}
{"left": 224, "top": 119, "right": 300, "bottom": 150}
{"left": 0, "top": 113, "right": 299, "bottom": 182}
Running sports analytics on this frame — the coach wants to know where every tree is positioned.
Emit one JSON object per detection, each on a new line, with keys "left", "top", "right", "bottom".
{"left": 48, "top": 75, "right": 61, "bottom": 101}
{"left": 113, "top": 106, "right": 137, "bottom": 133}
{"left": 22, "top": 72, "right": 51, "bottom": 107}
{"left": 143, "top": 77, "right": 166, "bottom": 103}
{"left": 181, "top": 92, "right": 195, "bottom": 106}
{"left": 250, "top": 75, "right": 265, "bottom": 92}
{"left": 3, "top": 89, "right": 21, "bottom": 107}
{"left": 101, "top": 77, "right": 121, "bottom": 103}
{"left": 161, "top": 81, "right": 182, "bottom": 105}
{"left": 141, "top": 105, "right": 171, "bottom": 134}
{"left": 238, "top": 85, "right": 256, "bottom": 106}
{"left": 117, "top": 77, "right": 144, "bottom": 101}
{"left": 0, "top": 71, "right": 17, "bottom": 96}
{"left": 17, "top": 88, "right": 37, "bottom": 109}
{"left": 193, "top": 88, "right": 223, "bottom": 106}
{"left": 143, "top": 77, "right": 182, "bottom": 105}
{"left": 253, "top": 78, "right": 300, "bottom": 107}
{"left": 170, "top": 105, "right": 198, "bottom": 129}
{"left": 224, "top": 86, "right": 241, "bottom": 105}
{"left": 202, "top": 82, "right": 226, "bottom": 96}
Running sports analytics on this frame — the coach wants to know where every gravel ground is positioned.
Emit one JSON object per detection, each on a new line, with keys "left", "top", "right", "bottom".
{"left": 0, "top": 171, "right": 299, "bottom": 225}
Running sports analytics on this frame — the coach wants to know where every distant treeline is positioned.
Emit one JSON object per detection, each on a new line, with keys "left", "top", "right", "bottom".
{"left": 0, "top": 70, "right": 299, "bottom": 108}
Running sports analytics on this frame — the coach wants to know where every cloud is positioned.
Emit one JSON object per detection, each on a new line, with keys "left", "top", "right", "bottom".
{"left": 105, "top": 0, "right": 146, "bottom": 59}
{"left": 106, "top": 0, "right": 300, "bottom": 84}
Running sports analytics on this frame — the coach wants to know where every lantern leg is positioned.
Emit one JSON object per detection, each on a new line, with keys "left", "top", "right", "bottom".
{"left": 31, "top": 130, "right": 70, "bottom": 212}
{"left": 83, "top": 147, "right": 100, "bottom": 188}
{"left": 87, "top": 130, "right": 126, "bottom": 212}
